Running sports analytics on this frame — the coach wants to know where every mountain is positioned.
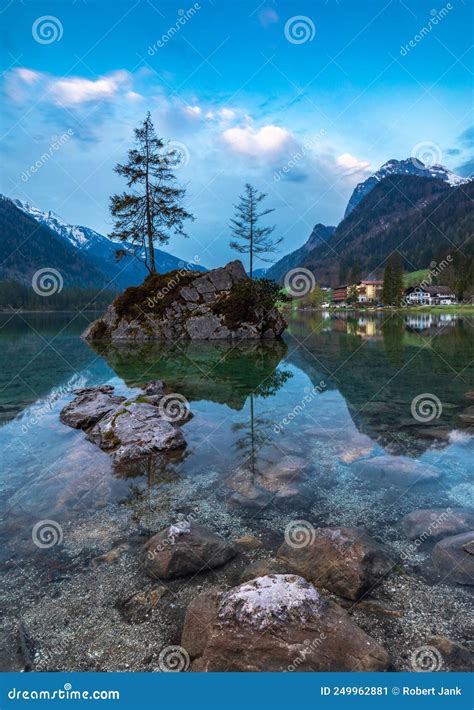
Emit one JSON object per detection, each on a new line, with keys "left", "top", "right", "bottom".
{"left": 344, "top": 158, "right": 468, "bottom": 218}
{"left": 0, "top": 197, "right": 109, "bottom": 289}
{"left": 251, "top": 268, "right": 268, "bottom": 279}
{"left": 295, "top": 175, "right": 474, "bottom": 289}
{"left": 266, "top": 224, "right": 336, "bottom": 283}
{"left": 1, "top": 195, "right": 205, "bottom": 291}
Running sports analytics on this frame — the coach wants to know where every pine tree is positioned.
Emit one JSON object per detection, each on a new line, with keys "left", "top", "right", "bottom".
{"left": 392, "top": 253, "right": 405, "bottom": 306}
{"left": 109, "top": 113, "right": 194, "bottom": 274}
{"left": 382, "top": 261, "right": 394, "bottom": 305}
{"left": 382, "top": 253, "right": 404, "bottom": 305}
{"left": 349, "top": 258, "right": 361, "bottom": 285}
{"left": 229, "top": 184, "right": 282, "bottom": 280}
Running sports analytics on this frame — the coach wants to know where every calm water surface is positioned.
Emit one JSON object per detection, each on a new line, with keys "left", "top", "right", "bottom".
{"left": 1, "top": 310, "right": 473, "bottom": 572}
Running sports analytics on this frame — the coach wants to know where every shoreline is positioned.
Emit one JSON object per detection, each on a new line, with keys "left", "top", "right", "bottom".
{"left": 290, "top": 305, "right": 474, "bottom": 315}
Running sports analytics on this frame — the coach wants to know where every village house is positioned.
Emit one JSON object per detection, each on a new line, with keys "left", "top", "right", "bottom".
{"left": 404, "top": 285, "right": 457, "bottom": 306}
{"left": 332, "top": 280, "right": 383, "bottom": 305}
{"left": 332, "top": 284, "right": 348, "bottom": 304}
{"left": 356, "top": 279, "right": 384, "bottom": 303}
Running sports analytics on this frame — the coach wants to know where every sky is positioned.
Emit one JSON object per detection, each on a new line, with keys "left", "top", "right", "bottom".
{"left": 1, "top": 0, "right": 472, "bottom": 269}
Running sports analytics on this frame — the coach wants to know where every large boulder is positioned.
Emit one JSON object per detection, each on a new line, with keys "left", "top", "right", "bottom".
{"left": 181, "top": 575, "right": 390, "bottom": 671}
{"left": 60, "top": 384, "right": 187, "bottom": 463}
{"left": 353, "top": 455, "right": 440, "bottom": 487}
{"left": 143, "top": 522, "right": 237, "bottom": 579}
{"left": 59, "top": 386, "right": 126, "bottom": 430}
{"left": 402, "top": 508, "right": 474, "bottom": 541}
{"left": 432, "top": 531, "right": 474, "bottom": 585}
{"left": 278, "top": 526, "right": 392, "bottom": 600}
{"left": 87, "top": 401, "right": 185, "bottom": 463}
{"left": 424, "top": 636, "right": 472, "bottom": 672}
{"left": 83, "top": 260, "right": 286, "bottom": 342}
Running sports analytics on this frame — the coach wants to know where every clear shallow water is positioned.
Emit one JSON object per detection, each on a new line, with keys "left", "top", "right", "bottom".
{"left": 1, "top": 310, "right": 473, "bottom": 670}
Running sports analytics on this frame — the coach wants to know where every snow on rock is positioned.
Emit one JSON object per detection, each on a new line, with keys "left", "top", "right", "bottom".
{"left": 217, "top": 574, "right": 323, "bottom": 630}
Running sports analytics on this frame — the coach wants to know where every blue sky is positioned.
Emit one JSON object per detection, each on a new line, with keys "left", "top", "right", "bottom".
{"left": 1, "top": 0, "right": 472, "bottom": 269}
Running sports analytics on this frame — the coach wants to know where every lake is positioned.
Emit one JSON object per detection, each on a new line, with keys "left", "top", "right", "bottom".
{"left": 1, "top": 310, "right": 473, "bottom": 671}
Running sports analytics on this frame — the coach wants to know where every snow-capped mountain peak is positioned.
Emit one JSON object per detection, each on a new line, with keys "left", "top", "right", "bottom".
{"left": 12, "top": 197, "right": 105, "bottom": 251}
{"left": 344, "top": 158, "right": 469, "bottom": 217}
{"left": 2, "top": 194, "right": 206, "bottom": 290}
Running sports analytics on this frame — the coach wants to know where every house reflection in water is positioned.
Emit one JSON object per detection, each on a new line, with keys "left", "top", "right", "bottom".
{"left": 405, "top": 313, "right": 457, "bottom": 332}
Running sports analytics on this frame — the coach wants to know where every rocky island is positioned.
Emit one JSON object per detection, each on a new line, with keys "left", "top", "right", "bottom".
{"left": 83, "top": 260, "right": 287, "bottom": 342}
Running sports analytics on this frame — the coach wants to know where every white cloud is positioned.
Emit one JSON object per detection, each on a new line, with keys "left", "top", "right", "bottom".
{"left": 336, "top": 152, "right": 371, "bottom": 175}
{"left": 9, "top": 68, "right": 133, "bottom": 107}
{"left": 219, "top": 108, "right": 235, "bottom": 120}
{"left": 16, "top": 68, "right": 41, "bottom": 84}
{"left": 126, "top": 91, "right": 143, "bottom": 102}
{"left": 223, "top": 124, "right": 292, "bottom": 156}
{"left": 185, "top": 105, "right": 202, "bottom": 116}
{"left": 49, "top": 70, "right": 130, "bottom": 106}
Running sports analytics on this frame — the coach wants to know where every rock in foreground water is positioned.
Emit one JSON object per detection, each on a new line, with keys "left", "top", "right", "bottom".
{"left": 278, "top": 526, "right": 392, "bottom": 600}
{"left": 87, "top": 401, "right": 185, "bottom": 463}
{"left": 59, "top": 386, "right": 126, "bottom": 429}
{"left": 144, "top": 522, "right": 237, "bottom": 579}
{"left": 181, "top": 574, "right": 390, "bottom": 671}
{"left": 60, "top": 384, "right": 187, "bottom": 462}
{"left": 432, "top": 531, "right": 474, "bottom": 585}
{"left": 354, "top": 455, "right": 440, "bottom": 487}
{"left": 402, "top": 508, "right": 474, "bottom": 541}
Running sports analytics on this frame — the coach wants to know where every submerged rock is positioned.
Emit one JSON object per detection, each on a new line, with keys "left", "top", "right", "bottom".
{"left": 278, "top": 526, "right": 392, "bottom": 600}
{"left": 402, "top": 509, "right": 474, "bottom": 541}
{"left": 143, "top": 522, "right": 237, "bottom": 579}
{"left": 120, "top": 586, "right": 167, "bottom": 624}
{"left": 59, "top": 386, "right": 126, "bottom": 430}
{"left": 457, "top": 405, "right": 474, "bottom": 427}
{"left": 424, "top": 636, "right": 472, "bottom": 672}
{"left": 181, "top": 574, "right": 390, "bottom": 671}
{"left": 234, "top": 535, "right": 264, "bottom": 550}
{"left": 353, "top": 455, "right": 440, "bottom": 487}
{"left": 432, "top": 531, "right": 474, "bottom": 585}
{"left": 227, "top": 460, "right": 305, "bottom": 511}
{"left": 83, "top": 260, "right": 286, "bottom": 342}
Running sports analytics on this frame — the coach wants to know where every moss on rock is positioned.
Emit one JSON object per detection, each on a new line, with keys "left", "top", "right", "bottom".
{"left": 114, "top": 270, "right": 197, "bottom": 322}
